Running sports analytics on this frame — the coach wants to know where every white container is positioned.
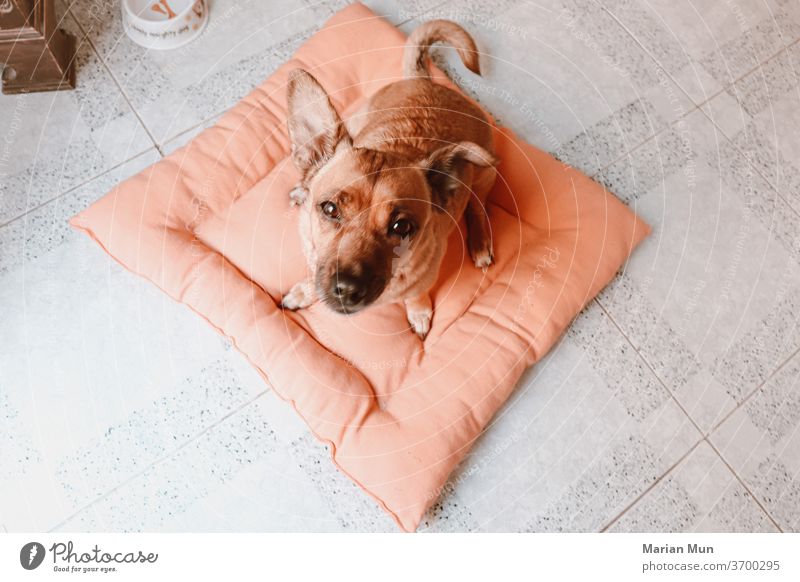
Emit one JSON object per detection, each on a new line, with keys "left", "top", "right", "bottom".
{"left": 121, "top": 0, "right": 209, "bottom": 50}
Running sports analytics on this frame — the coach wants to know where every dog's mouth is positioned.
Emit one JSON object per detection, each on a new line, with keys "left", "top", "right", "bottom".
{"left": 321, "top": 295, "right": 369, "bottom": 315}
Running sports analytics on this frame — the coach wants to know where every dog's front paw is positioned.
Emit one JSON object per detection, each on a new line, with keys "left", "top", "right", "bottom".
{"left": 472, "top": 245, "right": 493, "bottom": 272}
{"left": 281, "top": 280, "right": 315, "bottom": 310}
{"left": 405, "top": 294, "right": 433, "bottom": 340}
{"left": 407, "top": 308, "right": 432, "bottom": 339}
{"left": 289, "top": 185, "right": 309, "bottom": 206}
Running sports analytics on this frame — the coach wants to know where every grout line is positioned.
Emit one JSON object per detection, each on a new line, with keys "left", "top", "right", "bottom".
{"left": 586, "top": 0, "right": 800, "bottom": 446}
{"left": 704, "top": 438, "right": 784, "bottom": 532}
{"left": 594, "top": 298, "right": 706, "bottom": 438}
{"left": 695, "top": 104, "right": 800, "bottom": 223}
{"left": 595, "top": 0, "right": 798, "bottom": 114}
{"left": 599, "top": 439, "right": 703, "bottom": 532}
{"left": 585, "top": 101, "right": 699, "bottom": 182}
{"left": 0, "top": 147, "right": 158, "bottom": 230}
{"left": 590, "top": 297, "right": 714, "bottom": 529}
{"left": 47, "top": 387, "right": 271, "bottom": 532}
{"left": 592, "top": 297, "right": 787, "bottom": 530}
{"left": 705, "top": 344, "right": 800, "bottom": 437}
{"left": 63, "top": 9, "right": 164, "bottom": 157}
{"left": 159, "top": 114, "right": 222, "bottom": 152}
{"left": 593, "top": 299, "right": 794, "bottom": 532}
{"left": 593, "top": 1, "right": 699, "bottom": 109}
{"left": 596, "top": 0, "right": 800, "bottom": 218}
{"left": 64, "top": 0, "right": 453, "bottom": 155}
{"left": 693, "top": 35, "right": 800, "bottom": 114}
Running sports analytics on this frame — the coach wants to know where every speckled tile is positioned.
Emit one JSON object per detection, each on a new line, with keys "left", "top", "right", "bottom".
{"left": 64, "top": 0, "right": 316, "bottom": 143}
{"left": 436, "top": 307, "right": 700, "bottom": 532}
{"left": 713, "top": 286, "right": 800, "bottom": 402}
{"left": 287, "top": 433, "right": 396, "bottom": 532}
{"left": 411, "top": 0, "right": 691, "bottom": 162}
{"left": 521, "top": 434, "right": 664, "bottom": 532}
{"left": 563, "top": 0, "right": 688, "bottom": 90}
{"left": 725, "top": 118, "right": 800, "bottom": 205}
{"left": 715, "top": 138, "right": 800, "bottom": 266}
{"left": 598, "top": 274, "right": 703, "bottom": 394}
{"left": 152, "top": 426, "right": 341, "bottom": 532}
{"left": 599, "top": 275, "right": 739, "bottom": 436}
{"left": 54, "top": 399, "right": 278, "bottom": 532}
{"left": 63, "top": 0, "right": 450, "bottom": 146}
{"left": 0, "top": 149, "right": 160, "bottom": 276}
{"left": 716, "top": 43, "right": 800, "bottom": 120}
{"left": 611, "top": 470, "right": 702, "bottom": 532}
{"left": 366, "top": 0, "right": 450, "bottom": 22}
{"left": 728, "top": 90, "right": 800, "bottom": 216}
{"left": 711, "top": 350, "right": 800, "bottom": 532}
{"left": 597, "top": 108, "right": 800, "bottom": 434}
{"left": 157, "top": 115, "right": 221, "bottom": 157}
{"left": 55, "top": 358, "right": 254, "bottom": 508}
{"left": 699, "top": 12, "right": 800, "bottom": 99}
{"left": 0, "top": 13, "right": 152, "bottom": 226}
{"left": 51, "top": 387, "right": 337, "bottom": 532}
{"left": 0, "top": 393, "right": 41, "bottom": 486}
{"left": 609, "top": 442, "right": 777, "bottom": 532}
{"left": 0, "top": 147, "right": 259, "bottom": 531}
{"left": 596, "top": 125, "right": 694, "bottom": 204}
{"left": 562, "top": 0, "right": 800, "bottom": 107}
{"left": 640, "top": 0, "right": 800, "bottom": 104}
{"left": 558, "top": 97, "right": 666, "bottom": 177}
{"left": 745, "top": 456, "right": 800, "bottom": 532}
{"left": 567, "top": 302, "right": 671, "bottom": 421}
{"left": 418, "top": 494, "right": 481, "bottom": 532}
{"left": 698, "top": 86, "right": 753, "bottom": 139}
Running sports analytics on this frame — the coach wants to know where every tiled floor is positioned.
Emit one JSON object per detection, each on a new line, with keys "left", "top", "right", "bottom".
{"left": 1, "top": 0, "right": 799, "bottom": 532}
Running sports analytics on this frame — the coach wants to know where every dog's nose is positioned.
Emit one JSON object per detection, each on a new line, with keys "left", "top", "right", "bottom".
{"left": 331, "top": 271, "right": 367, "bottom": 308}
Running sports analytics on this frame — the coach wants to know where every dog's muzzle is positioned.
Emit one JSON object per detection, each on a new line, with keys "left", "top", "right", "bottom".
{"left": 319, "top": 267, "right": 386, "bottom": 314}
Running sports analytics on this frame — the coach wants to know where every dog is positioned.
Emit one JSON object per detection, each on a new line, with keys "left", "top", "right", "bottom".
{"left": 280, "top": 20, "right": 498, "bottom": 339}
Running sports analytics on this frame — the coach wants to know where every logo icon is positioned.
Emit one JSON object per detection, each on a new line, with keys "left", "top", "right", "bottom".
{"left": 20, "top": 542, "right": 45, "bottom": 570}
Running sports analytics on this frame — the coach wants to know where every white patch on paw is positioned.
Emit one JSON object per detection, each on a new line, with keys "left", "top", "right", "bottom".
{"left": 407, "top": 308, "right": 432, "bottom": 339}
{"left": 473, "top": 248, "right": 493, "bottom": 272}
{"left": 281, "top": 281, "right": 315, "bottom": 310}
{"left": 289, "top": 185, "right": 309, "bottom": 206}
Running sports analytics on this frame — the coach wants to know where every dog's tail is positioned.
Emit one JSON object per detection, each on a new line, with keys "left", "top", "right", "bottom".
{"left": 403, "top": 20, "right": 481, "bottom": 79}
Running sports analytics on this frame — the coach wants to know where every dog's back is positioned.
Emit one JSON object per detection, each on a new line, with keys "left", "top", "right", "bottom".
{"left": 352, "top": 20, "right": 493, "bottom": 161}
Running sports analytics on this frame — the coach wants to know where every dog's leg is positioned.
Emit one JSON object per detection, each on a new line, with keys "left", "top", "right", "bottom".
{"left": 405, "top": 293, "right": 433, "bottom": 339}
{"left": 466, "top": 198, "right": 493, "bottom": 271}
{"left": 281, "top": 279, "right": 316, "bottom": 310}
{"left": 466, "top": 165, "right": 497, "bottom": 271}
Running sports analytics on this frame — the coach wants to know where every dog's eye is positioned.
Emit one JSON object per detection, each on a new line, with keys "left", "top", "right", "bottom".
{"left": 390, "top": 218, "right": 415, "bottom": 237}
{"left": 320, "top": 201, "right": 340, "bottom": 220}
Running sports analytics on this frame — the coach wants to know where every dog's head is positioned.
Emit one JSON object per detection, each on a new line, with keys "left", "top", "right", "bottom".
{"left": 286, "top": 69, "right": 494, "bottom": 314}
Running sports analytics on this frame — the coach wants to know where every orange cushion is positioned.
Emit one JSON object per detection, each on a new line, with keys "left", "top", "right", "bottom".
{"left": 70, "top": 3, "right": 650, "bottom": 531}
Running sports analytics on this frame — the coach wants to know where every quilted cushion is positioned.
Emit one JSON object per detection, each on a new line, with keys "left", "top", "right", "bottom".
{"left": 70, "top": 2, "right": 650, "bottom": 531}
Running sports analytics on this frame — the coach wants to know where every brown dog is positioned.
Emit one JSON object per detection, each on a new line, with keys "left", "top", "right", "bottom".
{"left": 281, "top": 20, "right": 497, "bottom": 339}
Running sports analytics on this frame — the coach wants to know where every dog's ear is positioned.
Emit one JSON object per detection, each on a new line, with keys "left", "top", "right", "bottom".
{"left": 422, "top": 142, "right": 497, "bottom": 207}
{"left": 287, "top": 69, "right": 351, "bottom": 178}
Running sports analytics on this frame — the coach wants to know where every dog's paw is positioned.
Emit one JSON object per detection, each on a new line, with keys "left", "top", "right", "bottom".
{"left": 406, "top": 307, "right": 432, "bottom": 340}
{"left": 472, "top": 246, "right": 494, "bottom": 272}
{"left": 281, "top": 281, "right": 315, "bottom": 310}
{"left": 289, "top": 185, "right": 309, "bottom": 206}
